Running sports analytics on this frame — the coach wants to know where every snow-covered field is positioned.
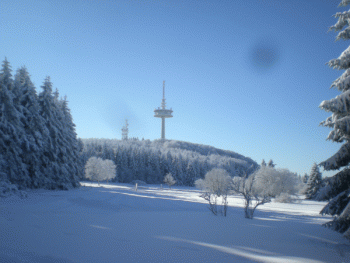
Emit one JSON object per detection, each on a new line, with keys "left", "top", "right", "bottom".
{"left": 1, "top": 182, "right": 350, "bottom": 263}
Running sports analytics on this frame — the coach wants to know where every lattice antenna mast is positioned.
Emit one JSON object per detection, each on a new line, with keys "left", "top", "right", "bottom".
{"left": 121, "top": 119, "right": 129, "bottom": 140}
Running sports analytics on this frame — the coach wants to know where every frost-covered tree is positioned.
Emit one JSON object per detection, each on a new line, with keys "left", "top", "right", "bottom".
{"left": 302, "top": 173, "right": 309, "bottom": 184}
{"left": 38, "top": 77, "right": 80, "bottom": 189}
{"left": 100, "top": 159, "right": 117, "bottom": 183}
{"left": 253, "top": 166, "right": 299, "bottom": 201}
{"left": 163, "top": 173, "right": 176, "bottom": 188}
{"left": 195, "top": 168, "right": 231, "bottom": 216}
{"left": 13, "top": 67, "right": 48, "bottom": 188}
{"left": 81, "top": 138, "right": 258, "bottom": 185}
{"left": 232, "top": 170, "right": 272, "bottom": 219}
{"left": 267, "top": 159, "right": 276, "bottom": 168}
{"left": 261, "top": 159, "right": 266, "bottom": 167}
{"left": 319, "top": 2, "right": 350, "bottom": 170}
{"left": 85, "top": 157, "right": 116, "bottom": 184}
{"left": 318, "top": 0, "right": 350, "bottom": 238}
{"left": 305, "top": 164, "right": 323, "bottom": 200}
{"left": 0, "top": 59, "right": 81, "bottom": 190}
{"left": 0, "top": 59, "right": 30, "bottom": 187}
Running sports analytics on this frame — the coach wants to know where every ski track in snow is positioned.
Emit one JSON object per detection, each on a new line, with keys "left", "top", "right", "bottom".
{"left": 0, "top": 182, "right": 349, "bottom": 263}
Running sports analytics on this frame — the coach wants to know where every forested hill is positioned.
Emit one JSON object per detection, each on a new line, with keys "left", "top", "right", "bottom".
{"left": 81, "top": 138, "right": 258, "bottom": 186}
{"left": 159, "top": 140, "right": 256, "bottom": 165}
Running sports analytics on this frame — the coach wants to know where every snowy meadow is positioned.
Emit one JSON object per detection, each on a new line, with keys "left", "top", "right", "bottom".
{"left": 1, "top": 182, "right": 349, "bottom": 263}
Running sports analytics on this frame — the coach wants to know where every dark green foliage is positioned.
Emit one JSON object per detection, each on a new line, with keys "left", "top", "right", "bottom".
{"left": 0, "top": 58, "right": 81, "bottom": 189}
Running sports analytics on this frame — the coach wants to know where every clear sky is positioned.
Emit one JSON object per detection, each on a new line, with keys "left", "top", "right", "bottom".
{"left": 1, "top": 0, "right": 348, "bottom": 177}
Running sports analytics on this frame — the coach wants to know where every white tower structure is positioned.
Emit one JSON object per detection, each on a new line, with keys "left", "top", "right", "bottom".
{"left": 121, "top": 119, "right": 129, "bottom": 140}
{"left": 154, "top": 81, "right": 173, "bottom": 140}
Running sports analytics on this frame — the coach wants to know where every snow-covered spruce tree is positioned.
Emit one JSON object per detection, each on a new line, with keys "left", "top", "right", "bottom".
{"left": 195, "top": 168, "right": 231, "bottom": 216}
{"left": 267, "top": 159, "right": 276, "bottom": 168}
{"left": 0, "top": 59, "right": 30, "bottom": 188}
{"left": 319, "top": 0, "right": 350, "bottom": 238}
{"left": 304, "top": 163, "right": 322, "bottom": 199}
{"left": 38, "top": 77, "right": 80, "bottom": 189}
{"left": 302, "top": 173, "right": 309, "bottom": 184}
{"left": 58, "top": 96, "right": 84, "bottom": 181}
{"left": 13, "top": 67, "right": 49, "bottom": 188}
{"left": 163, "top": 173, "right": 176, "bottom": 188}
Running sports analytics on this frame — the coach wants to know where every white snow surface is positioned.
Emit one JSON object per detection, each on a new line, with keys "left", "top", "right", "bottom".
{"left": 1, "top": 182, "right": 350, "bottom": 263}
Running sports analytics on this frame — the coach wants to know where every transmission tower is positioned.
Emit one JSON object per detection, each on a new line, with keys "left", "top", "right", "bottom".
{"left": 121, "top": 119, "right": 129, "bottom": 140}
{"left": 154, "top": 81, "right": 173, "bottom": 140}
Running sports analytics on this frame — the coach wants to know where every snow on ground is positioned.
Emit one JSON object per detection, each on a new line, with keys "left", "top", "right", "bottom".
{"left": 1, "top": 182, "right": 350, "bottom": 263}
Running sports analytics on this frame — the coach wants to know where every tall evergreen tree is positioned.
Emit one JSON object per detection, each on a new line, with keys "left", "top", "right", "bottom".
{"left": 267, "top": 160, "right": 276, "bottom": 168}
{"left": 38, "top": 77, "right": 79, "bottom": 189}
{"left": 0, "top": 59, "right": 30, "bottom": 187}
{"left": 305, "top": 163, "right": 322, "bottom": 199}
{"left": 318, "top": 0, "right": 350, "bottom": 238}
{"left": 14, "top": 67, "right": 48, "bottom": 187}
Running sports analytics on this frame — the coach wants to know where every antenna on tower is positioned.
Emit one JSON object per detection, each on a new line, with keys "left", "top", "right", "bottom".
{"left": 161, "top": 80, "right": 166, "bottom": 109}
{"left": 121, "top": 119, "right": 129, "bottom": 140}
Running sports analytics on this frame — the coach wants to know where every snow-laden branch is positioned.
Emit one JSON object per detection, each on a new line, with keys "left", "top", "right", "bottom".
{"left": 319, "top": 142, "right": 350, "bottom": 170}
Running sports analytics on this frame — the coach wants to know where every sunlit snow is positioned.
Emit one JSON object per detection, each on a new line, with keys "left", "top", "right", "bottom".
{"left": 1, "top": 182, "right": 349, "bottom": 263}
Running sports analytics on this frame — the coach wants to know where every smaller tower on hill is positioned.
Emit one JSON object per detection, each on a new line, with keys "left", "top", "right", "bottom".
{"left": 121, "top": 119, "right": 128, "bottom": 140}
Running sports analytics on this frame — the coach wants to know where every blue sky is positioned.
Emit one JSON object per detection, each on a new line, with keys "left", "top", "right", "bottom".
{"left": 1, "top": 0, "right": 348, "bottom": 177}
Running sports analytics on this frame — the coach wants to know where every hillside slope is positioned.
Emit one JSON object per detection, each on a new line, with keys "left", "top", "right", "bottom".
{"left": 81, "top": 138, "right": 258, "bottom": 185}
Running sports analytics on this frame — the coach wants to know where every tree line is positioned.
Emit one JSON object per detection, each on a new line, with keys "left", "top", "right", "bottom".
{"left": 80, "top": 138, "right": 259, "bottom": 186}
{"left": 0, "top": 58, "right": 82, "bottom": 190}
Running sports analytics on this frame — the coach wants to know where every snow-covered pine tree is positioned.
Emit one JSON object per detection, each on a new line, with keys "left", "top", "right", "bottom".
{"left": 13, "top": 67, "right": 49, "bottom": 187}
{"left": 305, "top": 163, "right": 322, "bottom": 200}
{"left": 267, "top": 160, "right": 276, "bottom": 168}
{"left": 0, "top": 59, "right": 30, "bottom": 187}
{"left": 58, "top": 96, "right": 83, "bottom": 184}
{"left": 302, "top": 173, "right": 309, "bottom": 184}
{"left": 38, "top": 77, "right": 79, "bottom": 189}
{"left": 318, "top": 0, "right": 350, "bottom": 237}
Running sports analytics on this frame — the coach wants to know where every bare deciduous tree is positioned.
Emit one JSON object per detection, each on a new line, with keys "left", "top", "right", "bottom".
{"left": 232, "top": 172, "right": 271, "bottom": 219}
{"left": 195, "top": 168, "right": 231, "bottom": 216}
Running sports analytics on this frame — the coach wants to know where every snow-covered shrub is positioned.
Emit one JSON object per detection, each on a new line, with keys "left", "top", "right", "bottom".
{"left": 163, "top": 173, "right": 176, "bottom": 188}
{"left": 253, "top": 166, "right": 299, "bottom": 202}
{"left": 196, "top": 168, "right": 232, "bottom": 216}
{"left": 275, "top": 193, "right": 293, "bottom": 203}
{"left": 0, "top": 181, "right": 27, "bottom": 198}
{"left": 232, "top": 170, "right": 272, "bottom": 219}
{"left": 85, "top": 157, "right": 116, "bottom": 184}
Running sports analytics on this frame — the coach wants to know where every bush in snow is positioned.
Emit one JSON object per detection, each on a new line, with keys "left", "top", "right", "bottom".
{"left": 163, "top": 173, "right": 176, "bottom": 188}
{"left": 0, "top": 181, "right": 27, "bottom": 198}
{"left": 195, "top": 168, "right": 232, "bottom": 216}
{"left": 253, "top": 166, "right": 300, "bottom": 202}
{"left": 275, "top": 193, "right": 293, "bottom": 203}
{"left": 85, "top": 157, "right": 116, "bottom": 184}
{"left": 232, "top": 171, "right": 272, "bottom": 219}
